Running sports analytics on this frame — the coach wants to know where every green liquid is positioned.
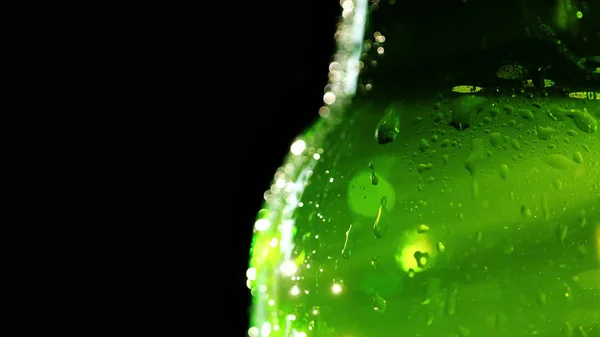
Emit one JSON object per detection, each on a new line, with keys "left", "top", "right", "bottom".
{"left": 248, "top": 1, "right": 600, "bottom": 336}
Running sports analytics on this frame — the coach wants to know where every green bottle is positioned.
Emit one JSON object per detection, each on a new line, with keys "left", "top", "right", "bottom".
{"left": 247, "top": 1, "right": 600, "bottom": 336}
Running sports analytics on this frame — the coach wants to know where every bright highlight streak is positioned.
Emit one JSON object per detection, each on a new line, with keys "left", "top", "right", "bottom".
{"left": 342, "top": 0, "right": 368, "bottom": 96}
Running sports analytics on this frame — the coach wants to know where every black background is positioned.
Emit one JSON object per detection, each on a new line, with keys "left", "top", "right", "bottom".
{"left": 1, "top": 0, "right": 339, "bottom": 335}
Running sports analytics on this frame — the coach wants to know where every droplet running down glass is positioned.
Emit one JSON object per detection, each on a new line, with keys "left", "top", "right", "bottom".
{"left": 248, "top": 1, "right": 600, "bottom": 336}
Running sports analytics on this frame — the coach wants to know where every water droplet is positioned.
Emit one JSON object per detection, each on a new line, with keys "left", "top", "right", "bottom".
{"left": 417, "top": 224, "right": 430, "bottom": 233}
{"left": 565, "top": 108, "right": 598, "bottom": 133}
{"left": 457, "top": 324, "right": 471, "bottom": 337}
{"left": 446, "top": 285, "right": 458, "bottom": 315}
{"left": 417, "top": 163, "right": 434, "bottom": 173}
{"left": 414, "top": 251, "right": 429, "bottom": 268}
{"left": 536, "top": 291, "right": 547, "bottom": 306}
{"left": 450, "top": 95, "right": 488, "bottom": 130}
{"left": 372, "top": 204, "right": 388, "bottom": 239}
{"left": 341, "top": 224, "right": 357, "bottom": 260}
{"left": 577, "top": 210, "right": 587, "bottom": 227}
{"left": 408, "top": 268, "right": 415, "bottom": 278}
{"left": 553, "top": 179, "right": 563, "bottom": 191}
{"left": 510, "top": 139, "right": 520, "bottom": 150}
{"left": 575, "top": 325, "right": 588, "bottom": 337}
{"left": 563, "top": 322, "right": 574, "bottom": 337}
{"left": 419, "top": 138, "right": 430, "bottom": 152}
{"left": 493, "top": 311, "right": 507, "bottom": 329}
{"left": 490, "top": 107, "right": 500, "bottom": 117}
{"left": 373, "top": 293, "right": 387, "bottom": 312}
{"left": 500, "top": 164, "right": 509, "bottom": 179}
{"left": 371, "top": 256, "right": 380, "bottom": 270}
{"left": 543, "top": 154, "right": 578, "bottom": 170}
{"left": 465, "top": 138, "right": 485, "bottom": 176}
{"left": 370, "top": 170, "right": 379, "bottom": 185}
{"left": 489, "top": 132, "right": 504, "bottom": 147}
{"left": 503, "top": 244, "right": 514, "bottom": 254}
{"left": 375, "top": 111, "right": 400, "bottom": 144}
{"left": 541, "top": 193, "right": 550, "bottom": 220}
{"left": 558, "top": 224, "right": 569, "bottom": 246}
{"left": 519, "top": 108, "right": 535, "bottom": 120}
{"left": 573, "top": 151, "right": 583, "bottom": 164}
{"left": 566, "top": 129, "right": 579, "bottom": 137}
{"left": 475, "top": 231, "right": 483, "bottom": 243}
{"left": 537, "top": 126, "right": 556, "bottom": 140}
{"left": 442, "top": 154, "right": 449, "bottom": 165}
{"left": 521, "top": 205, "right": 531, "bottom": 218}
{"left": 437, "top": 241, "right": 446, "bottom": 252}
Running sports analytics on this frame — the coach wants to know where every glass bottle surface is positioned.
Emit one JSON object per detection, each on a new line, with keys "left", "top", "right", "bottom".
{"left": 248, "top": 1, "right": 600, "bottom": 336}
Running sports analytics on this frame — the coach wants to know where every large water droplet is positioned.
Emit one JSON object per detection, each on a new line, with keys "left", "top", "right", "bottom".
{"left": 375, "top": 111, "right": 400, "bottom": 144}
{"left": 543, "top": 154, "right": 578, "bottom": 170}
{"left": 565, "top": 108, "right": 598, "bottom": 133}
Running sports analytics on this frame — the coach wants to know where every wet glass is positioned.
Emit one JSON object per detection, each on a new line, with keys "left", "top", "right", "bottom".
{"left": 247, "top": 1, "right": 600, "bottom": 336}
